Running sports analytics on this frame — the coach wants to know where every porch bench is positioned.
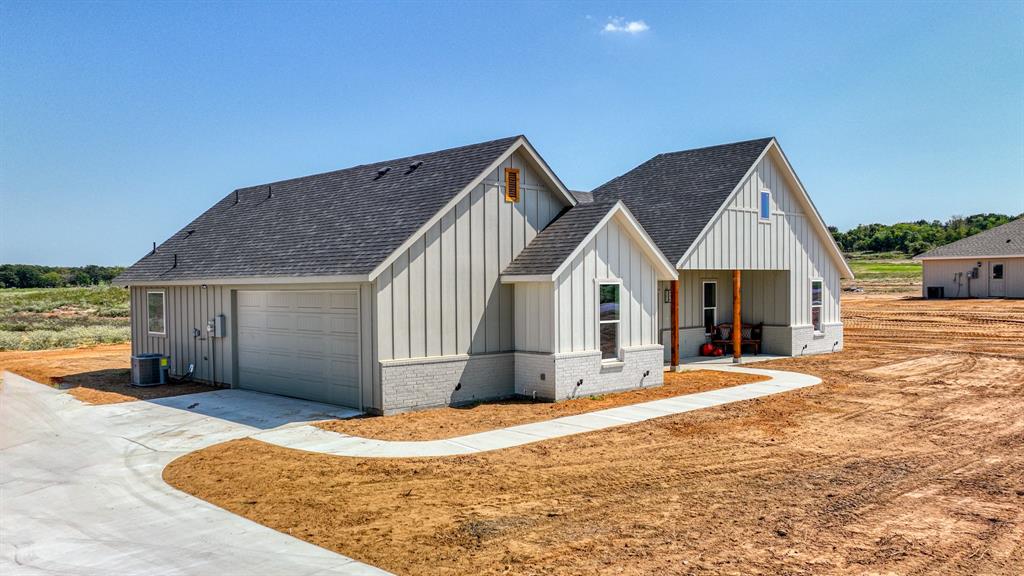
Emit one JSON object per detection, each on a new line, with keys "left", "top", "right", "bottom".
{"left": 711, "top": 322, "right": 763, "bottom": 355}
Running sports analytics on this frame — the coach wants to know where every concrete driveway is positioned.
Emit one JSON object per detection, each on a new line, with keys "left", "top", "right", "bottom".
{"left": 0, "top": 371, "right": 386, "bottom": 576}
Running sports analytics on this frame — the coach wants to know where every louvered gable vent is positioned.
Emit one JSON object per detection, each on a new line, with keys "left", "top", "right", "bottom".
{"left": 504, "top": 167, "right": 521, "bottom": 203}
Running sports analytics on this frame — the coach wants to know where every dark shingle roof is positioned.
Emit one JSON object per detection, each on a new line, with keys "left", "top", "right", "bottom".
{"left": 591, "top": 137, "right": 774, "bottom": 264}
{"left": 570, "top": 190, "right": 594, "bottom": 204}
{"left": 917, "top": 218, "right": 1024, "bottom": 259}
{"left": 503, "top": 201, "right": 616, "bottom": 276}
{"left": 116, "top": 136, "right": 521, "bottom": 283}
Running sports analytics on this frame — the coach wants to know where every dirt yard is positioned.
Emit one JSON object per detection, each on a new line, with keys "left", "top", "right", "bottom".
{"left": 165, "top": 295, "right": 1024, "bottom": 575}
{"left": 317, "top": 370, "right": 768, "bottom": 441}
{"left": 0, "top": 343, "right": 217, "bottom": 403}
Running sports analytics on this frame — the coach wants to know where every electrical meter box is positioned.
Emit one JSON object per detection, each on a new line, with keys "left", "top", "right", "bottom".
{"left": 208, "top": 314, "right": 227, "bottom": 338}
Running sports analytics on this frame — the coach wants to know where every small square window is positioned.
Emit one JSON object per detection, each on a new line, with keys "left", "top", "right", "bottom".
{"left": 759, "top": 190, "right": 771, "bottom": 221}
{"left": 147, "top": 291, "right": 165, "bottom": 335}
{"left": 992, "top": 264, "right": 1004, "bottom": 280}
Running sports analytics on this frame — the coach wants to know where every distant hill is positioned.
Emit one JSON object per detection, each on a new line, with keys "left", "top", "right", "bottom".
{"left": 829, "top": 213, "right": 1022, "bottom": 257}
{"left": 0, "top": 265, "right": 125, "bottom": 289}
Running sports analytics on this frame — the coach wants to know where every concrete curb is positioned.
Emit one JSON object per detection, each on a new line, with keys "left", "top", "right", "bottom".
{"left": 252, "top": 366, "right": 822, "bottom": 458}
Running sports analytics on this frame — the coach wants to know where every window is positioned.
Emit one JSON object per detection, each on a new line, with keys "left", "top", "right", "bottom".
{"left": 702, "top": 281, "right": 717, "bottom": 335}
{"left": 504, "top": 167, "right": 521, "bottom": 203}
{"left": 811, "top": 280, "right": 823, "bottom": 333}
{"left": 147, "top": 290, "right": 166, "bottom": 335}
{"left": 598, "top": 282, "right": 620, "bottom": 360}
{"left": 759, "top": 190, "right": 771, "bottom": 221}
{"left": 992, "top": 264, "right": 1004, "bottom": 280}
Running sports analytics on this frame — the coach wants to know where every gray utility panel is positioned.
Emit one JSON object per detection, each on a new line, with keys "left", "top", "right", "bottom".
{"left": 236, "top": 289, "right": 361, "bottom": 408}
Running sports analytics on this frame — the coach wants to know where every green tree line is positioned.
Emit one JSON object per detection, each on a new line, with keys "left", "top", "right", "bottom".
{"left": 0, "top": 264, "right": 125, "bottom": 289}
{"left": 829, "top": 213, "right": 1021, "bottom": 256}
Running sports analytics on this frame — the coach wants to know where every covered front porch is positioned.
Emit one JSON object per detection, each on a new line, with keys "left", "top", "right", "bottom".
{"left": 658, "top": 269, "right": 795, "bottom": 365}
{"left": 670, "top": 353, "right": 789, "bottom": 367}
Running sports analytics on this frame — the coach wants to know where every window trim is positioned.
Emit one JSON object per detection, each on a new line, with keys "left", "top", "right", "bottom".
{"left": 596, "top": 279, "right": 622, "bottom": 362}
{"left": 702, "top": 280, "right": 717, "bottom": 335}
{"left": 147, "top": 289, "right": 166, "bottom": 336}
{"left": 504, "top": 167, "right": 521, "bottom": 203}
{"left": 810, "top": 278, "right": 823, "bottom": 334}
{"left": 759, "top": 189, "right": 772, "bottom": 222}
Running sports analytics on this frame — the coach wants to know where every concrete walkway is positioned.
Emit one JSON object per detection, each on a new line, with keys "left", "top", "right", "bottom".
{"left": 0, "top": 372, "right": 387, "bottom": 576}
{"left": 253, "top": 366, "right": 821, "bottom": 458}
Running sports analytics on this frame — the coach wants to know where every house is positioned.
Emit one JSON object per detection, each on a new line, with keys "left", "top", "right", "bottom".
{"left": 589, "top": 137, "right": 853, "bottom": 363}
{"left": 915, "top": 217, "right": 1024, "bottom": 299}
{"left": 116, "top": 135, "right": 850, "bottom": 414}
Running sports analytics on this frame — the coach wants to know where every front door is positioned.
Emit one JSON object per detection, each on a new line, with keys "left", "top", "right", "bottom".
{"left": 990, "top": 262, "right": 1006, "bottom": 297}
{"left": 658, "top": 281, "right": 672, "bottom": 362}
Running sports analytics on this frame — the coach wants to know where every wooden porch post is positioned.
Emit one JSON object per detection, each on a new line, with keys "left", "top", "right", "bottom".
{"left": 670, "top": 279, "right": 680, "bottom": 369}
{"left": 732, "top": 269, "right": 742, "bottom": 363}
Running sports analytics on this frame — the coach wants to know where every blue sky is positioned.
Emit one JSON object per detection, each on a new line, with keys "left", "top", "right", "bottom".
{"left": 1, "top": 1, "right": 1022, "bottom": 266}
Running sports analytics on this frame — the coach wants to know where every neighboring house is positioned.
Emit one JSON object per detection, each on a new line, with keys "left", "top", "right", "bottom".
{"left": 915, "top": 217, "right": 1024, "bottom": 299}
{"left": 116, "top": 135, "right": 850, "bottom": 414}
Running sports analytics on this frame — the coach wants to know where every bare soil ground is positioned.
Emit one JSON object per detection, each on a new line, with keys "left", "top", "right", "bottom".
{"left": 165, "top": 295, "right": 1024, "bottom": 575}
{"left": 317, "top": 370, "right": 768, "bottom": 441}
{"left": 0, "top": 343, "right": 217, "bottom": 404}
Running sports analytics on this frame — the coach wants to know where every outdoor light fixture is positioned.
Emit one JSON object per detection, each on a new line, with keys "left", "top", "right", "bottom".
{"left": 663, "top": 288, "right": 671, "bottom": 303}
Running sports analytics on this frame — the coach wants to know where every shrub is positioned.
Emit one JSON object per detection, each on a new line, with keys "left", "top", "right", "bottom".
{"left": 0, "top": 286, "right": 129, "bottom": 316}
{"left": 0, "top": 325, "right": 130, "bottom": 351}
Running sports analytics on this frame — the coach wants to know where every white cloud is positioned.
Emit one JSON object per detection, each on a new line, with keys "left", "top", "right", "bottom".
{"left": 602, "top": 17, "right": 649, "bottom": 34}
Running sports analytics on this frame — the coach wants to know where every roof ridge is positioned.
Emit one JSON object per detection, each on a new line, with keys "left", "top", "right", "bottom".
{"left": 655, "top": 136, "right": 774, "bottom": 158}
{"left": 233, "top": 134, "right": 522, "bottom": 192}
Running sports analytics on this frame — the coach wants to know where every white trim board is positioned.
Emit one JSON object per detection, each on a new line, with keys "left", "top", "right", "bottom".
{"left": 915, "top": 254, "right": 1024, "bottom": 261}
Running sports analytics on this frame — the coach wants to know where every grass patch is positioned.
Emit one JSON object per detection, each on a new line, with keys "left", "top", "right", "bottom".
{"left": 0, "top": 286, "right": 129, "bottom": 316}
{"left": 847, "top": 259, "right": 921, "bottom": 278}
{"left": 847, "top": 256, "right": 921, "bottom": 281}
{"left": 0, "top": 286, "right": 130, "bottom": 351}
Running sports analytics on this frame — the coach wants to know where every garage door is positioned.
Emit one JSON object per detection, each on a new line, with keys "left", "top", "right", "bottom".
{"left": 236, "top": 290, "right": 360, "bottom": 408}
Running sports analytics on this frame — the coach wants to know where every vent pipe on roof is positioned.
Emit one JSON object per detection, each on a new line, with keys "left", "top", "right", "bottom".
{"left": 151, "top": 241, "right": 156, "bottom": 254}
{"left": 173, "top": 254, "right": 178, "bottom": 268}
{"left": 268, "top": 185, "right": 273, "bottom": 199}
{"left": 234, "top": 190, "right": 239, "bottom": 205}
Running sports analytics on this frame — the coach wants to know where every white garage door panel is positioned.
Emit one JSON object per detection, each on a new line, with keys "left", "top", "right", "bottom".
{"left": 330, "top": 291, "right": 359, "bottom": 309}
{"left": 267, "top": 313, "right": 296, "bottom": 331}
{"left": 237, "top": 290, "right": 360, "bottom": 408}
